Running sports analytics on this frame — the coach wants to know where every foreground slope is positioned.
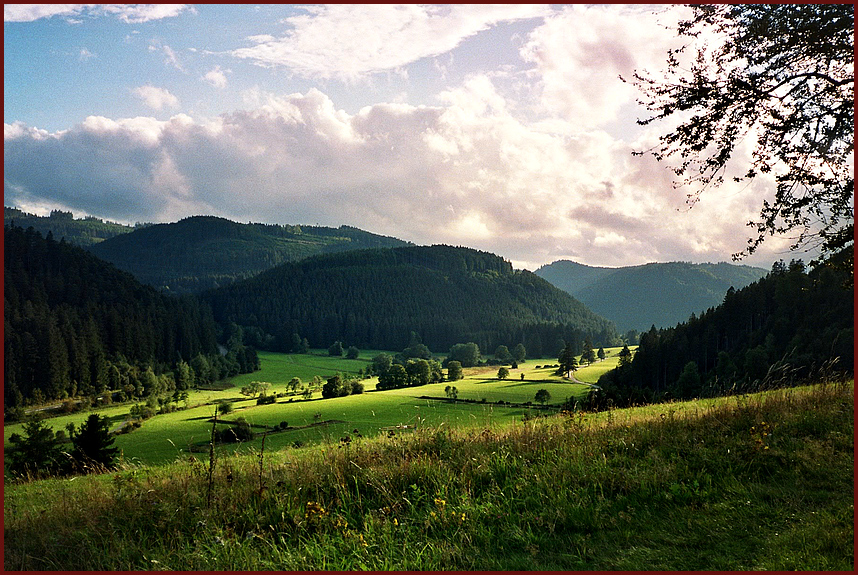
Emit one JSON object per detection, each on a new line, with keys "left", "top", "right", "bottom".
{"left": 535, "top": 260, "right": 768, "bottom": 332}
{"left": 88, "top": 215, "right": 411, "bottom": 293}
{"left": 203, "top": 245, "right": 619, "bottom": 354}
{"left": 4, "top": 381, "right": 852, "bottom": 570}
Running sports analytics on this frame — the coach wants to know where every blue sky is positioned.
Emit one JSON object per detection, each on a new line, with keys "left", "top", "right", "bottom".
{"left": 4, "top": 4, "right": 799, "bottom": 270}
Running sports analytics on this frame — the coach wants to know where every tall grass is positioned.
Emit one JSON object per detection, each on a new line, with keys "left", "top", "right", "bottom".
{"left": 4, "top": 381, "right": 852, "bottom": 571}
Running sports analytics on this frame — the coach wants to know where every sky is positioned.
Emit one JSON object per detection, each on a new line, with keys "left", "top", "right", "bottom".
{"left": 4, "top": 4, "right": 802, "bottom": 271}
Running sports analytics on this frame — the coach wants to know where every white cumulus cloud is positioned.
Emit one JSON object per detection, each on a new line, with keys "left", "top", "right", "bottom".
{"left": 132, "top": 86, "right": 179, "bottom": 110}
{"left": 203, "top": 66, "right": 229, "bottom": 89}
{"left": 4, "top": 79, "right": 786, "bottom": 269}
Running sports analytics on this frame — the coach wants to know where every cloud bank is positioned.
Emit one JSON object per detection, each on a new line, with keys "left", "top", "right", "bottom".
{"left": 4, "top": 79, "right": 783, "bottom": 270}
{"left": 4, "top": 4, "right": 794, "bottom": 270}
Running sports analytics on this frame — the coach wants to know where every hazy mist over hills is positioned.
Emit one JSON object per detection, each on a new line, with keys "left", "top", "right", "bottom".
{"left": 535, "top": 260, "right": 769, "bottom": 333}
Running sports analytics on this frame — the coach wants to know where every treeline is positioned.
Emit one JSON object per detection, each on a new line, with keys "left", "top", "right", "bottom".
{"left": 4, "top": 206, "right": 138, "bottom": 247}
{"left": 588, "top": 256, "right": 853, "bottom": 407}
{"left": 203, "top": 245, "right": 620, "bottom": 355}
{"left": 87, "top": 215, "right": 411, "bottom": 293}
{"left": 3, "top": 225, "right": 259, "bottom": 411}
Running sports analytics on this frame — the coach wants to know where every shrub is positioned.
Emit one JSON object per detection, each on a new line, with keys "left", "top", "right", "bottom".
{"left": 257, "top": 395, "right": 276, "bottom": 405}
{"left": 216, "top": 418, "right": 254, "bottom": 443}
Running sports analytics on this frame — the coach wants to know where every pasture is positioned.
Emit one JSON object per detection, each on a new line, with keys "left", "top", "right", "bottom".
{"left": 5, "top": 349, "right": 625, "bottom": 467}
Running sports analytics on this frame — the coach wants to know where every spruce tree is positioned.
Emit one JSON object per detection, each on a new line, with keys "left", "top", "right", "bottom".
{"left": 71, "top": 413, "right": 119, "bottom": 472}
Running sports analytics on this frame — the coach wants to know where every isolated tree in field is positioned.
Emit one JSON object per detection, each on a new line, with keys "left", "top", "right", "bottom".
{"left": 7, "top": 417, "right": 66, "bottom": 477}
{"left": 558, "top": 342, "right": 578, "bottom": 377}
{"left": 448, "top": 342, "right": 481, "bottom": 367}
{"left": 494, "top": 345, "right": 512, "bottom": 363}
{"left": 512, "top": 343, "right": 527, "bottom": 363}
{"left": 328, "top": 341, "right": 344, "bottom": 357}
{"left": 597, "top": 347, "right": 606, "bottom": 361}
{"left": 288, "top": 377, "right": 302, "bottom": 392}
{"left": 497, "top": 366, "right": 510, "bottom": 380}
{"left": 372, "top": 353, "right": 394, "bottom": 376}
{"left": 241, "top": 381, "right": 270, "bottom": 399}
{"left": 446, "top": 360, "right": 463, "bottom": 381}
{"left": 377, "top": 363, "right": 408, "bottom": 390}
{"left": 628, "top": 4, "right": 854, "bottom": 267}
{"left": 581, "top": 338, "right": 596, "bottom": 366}
{"left": 346, "top": 346, "right": 360, "bottom": 360}
{"left": 534, "top": 389, "right": 551, "bottom": 405}
{"left": 402, "top": 342, "right": 432, "bottom": 360}
{"left": 444, "top": 385, "right": 459, "bottom": 400}
{"left": 71, "top": 413, "right": 119, "bottom": 472}
{"left": 322, "top": 374, "right": 350, "bottom": 399}
{"left": 405, "top": 358, "right": 431, "bottom": 386}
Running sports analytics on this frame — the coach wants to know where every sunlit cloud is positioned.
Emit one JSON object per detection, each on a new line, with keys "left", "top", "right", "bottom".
{"left": 131, "top": 85, "right": 179, "bottom": 110}
{"left": 4, "top": 4, "right": 192, "bottom": 23}
{"left": 231, "top": 4, "right": 550, "bottom": 79}
{"left": 5, "top": 78, "right": 781, "bottom": 269}
{"left": 203, "top": 66, "right": 229, "bottom": 89}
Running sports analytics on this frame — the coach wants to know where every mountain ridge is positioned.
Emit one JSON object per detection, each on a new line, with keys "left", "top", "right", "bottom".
{"left": 535, "top": 259, "right": 769, "bottom": 333}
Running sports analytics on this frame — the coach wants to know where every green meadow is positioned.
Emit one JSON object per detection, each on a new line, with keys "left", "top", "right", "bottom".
{"left": 5, "top": 380, "right": 852, "bottom": 570}
{"left": 6, "top": 349, "right": 630, "bottom": 467}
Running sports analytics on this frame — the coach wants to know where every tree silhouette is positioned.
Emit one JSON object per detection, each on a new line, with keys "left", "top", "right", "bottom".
{"left": 629, "top": 5, "right": 853, "bottom": 266}
{"left": 71, "top": 413, "right": 119, "bottom": 472}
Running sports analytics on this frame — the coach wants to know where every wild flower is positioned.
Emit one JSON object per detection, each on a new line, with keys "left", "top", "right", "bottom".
{"left": 305, "top": 500, "right": 327, "bottom": 520}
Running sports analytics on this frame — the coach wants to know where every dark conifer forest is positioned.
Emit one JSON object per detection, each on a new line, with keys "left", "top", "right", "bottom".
{"left": 589, "top": 254, "right": 854, "bottom": 408}
{"left": 201, "top": 245, "right": 620, "bottom": 355}
{"left": 4, "top": 225, "right": 258, "bottom": 409}
{"left": 87, "top": 215, "right": 411, "bottom": 293}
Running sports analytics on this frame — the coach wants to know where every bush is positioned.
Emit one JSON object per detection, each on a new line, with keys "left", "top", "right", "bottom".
{"left": 350, "top": 380, "right": 365, "bottom": 395}
{"left": 216, "top": 418, "right": 254, "bottom": 443}
{"left": 218, "top": 401, "right": 233, "bottom": 415}
{"left": 257, "top": 395, "right": 276, "bottom": 405}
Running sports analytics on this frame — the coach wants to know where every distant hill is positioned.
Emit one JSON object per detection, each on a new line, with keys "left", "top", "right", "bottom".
{"left": 87, "top": 215, "right": 413, "bottom": 294}
{"left": 535, "top": 260, "right": 769, "bottom": 333}
{"left": 202, "top": 245, "right": 619, "bottom": 355}
{"left": 3, "top": 206, "right": 138, "bottom": 247}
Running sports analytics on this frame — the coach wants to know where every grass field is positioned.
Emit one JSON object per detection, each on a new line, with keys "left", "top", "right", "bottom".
{"left": 4, "top": 379, "right": 852, "bottom": 570}
{"left": 5, "top": 349, "right": 610, "bottom": 467}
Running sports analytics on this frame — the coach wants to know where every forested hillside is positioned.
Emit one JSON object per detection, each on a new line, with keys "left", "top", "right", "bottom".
{"left": 4, "top": 206, "right": 137, "bottom": 247}
{"left": 87, "top": 215, "right": 411, "bottom": 293}
{"left": 591, "top": 256, "right": 854, "bottom": 407}
{"left": 536, "top": 260, "right": 768, "bottom": 332}
{"left": 203, "top": 245, "right": 620, "bottom": 355}
{"left": 3, "top": 225, "right": 258, "bottom": 410}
